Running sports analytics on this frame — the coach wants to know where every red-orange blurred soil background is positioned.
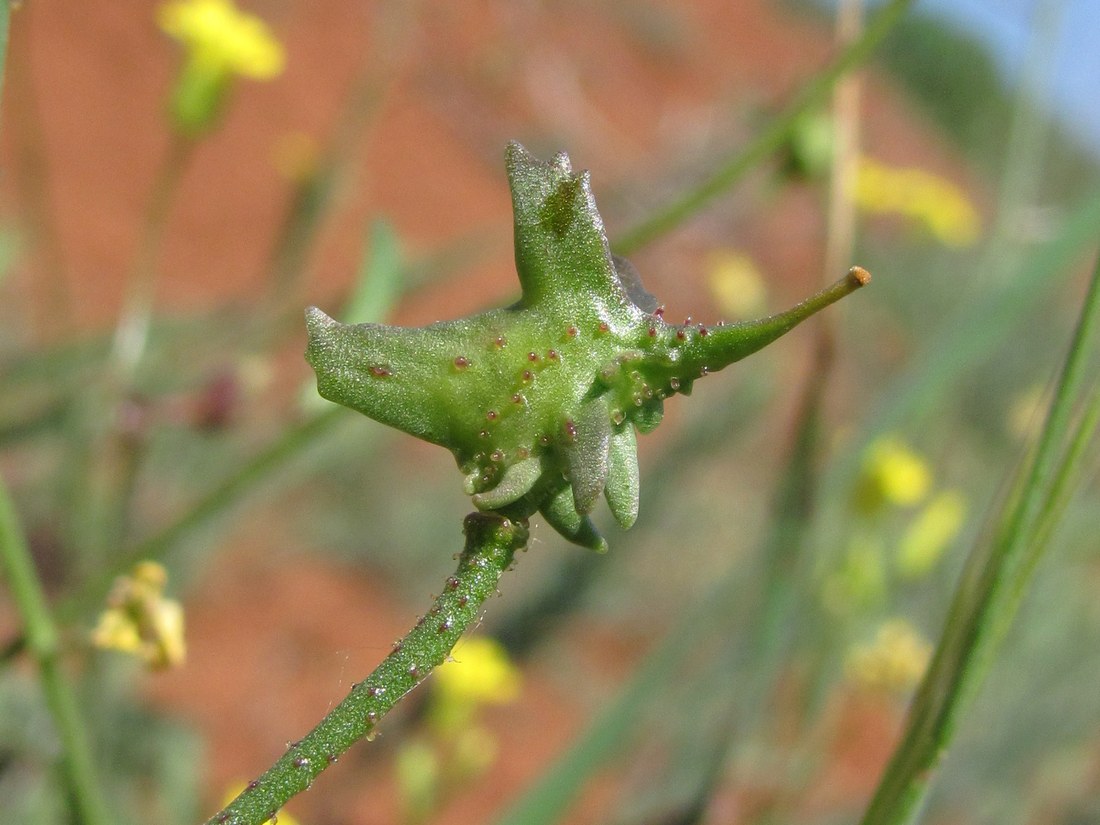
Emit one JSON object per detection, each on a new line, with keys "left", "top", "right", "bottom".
{"left": 0, "top": 1, "right": 983, "bottom": 823}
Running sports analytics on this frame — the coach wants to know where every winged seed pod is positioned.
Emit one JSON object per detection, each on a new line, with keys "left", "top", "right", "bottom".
{"left": 306, "top": 142, "right": 868, "bottom": 551}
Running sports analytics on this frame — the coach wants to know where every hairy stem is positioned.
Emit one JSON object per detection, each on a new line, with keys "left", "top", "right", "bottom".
{"left": 204, "top": 512, "right": 529, "bottom": 825}
{"left": 0, "top": 475, "right": 112, "bottom": 825}
{"left": 612, "top": 0, "right": 913, "bottom": 254}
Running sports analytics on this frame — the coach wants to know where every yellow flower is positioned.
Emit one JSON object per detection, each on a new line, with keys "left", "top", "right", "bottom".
{"left": 853, "top": 436, "right": 932, "bottom": 515}
{"left": 222, "top": 784, "right": 301, "bottom": 825}
{"left": 897, "top": 489, "right": 967, "bottom": 578}
{"left": 159, "top": 0, "right": 284, "bottom": 79}
{"left": 435, "top": 636, "right": 520, "bottom": 707}
{"left": 157, "top": 0, "right": 284, "bottom": 135}
{"left": 428, "top": 636, "right": 520, "bottom": 734}
{"left": 706, "top": 250, "right": 768, "bottom": 320}
{"left": 846, "top": 619, "right": 932, "bottom": 694}
{"left": 91, "top": 561, "right": 186, "bottom": 670}
{"left": 855, "top": 156, "right": 980, "bottom": 247}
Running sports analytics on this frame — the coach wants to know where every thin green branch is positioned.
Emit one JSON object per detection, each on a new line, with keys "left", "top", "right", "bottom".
{"left": 612, "top": 0, "right": 914, "bottom": 255}
{"left": 59, "top": 406, "right": 350, "bottom": 627}
{"left": 858, "top": 250, "right": 1100, "bottom": 825}
{"left": 203, "top": 512, "right": 528, "bottom": 825}
{"left": 0, "top": 475, "right": 112, "bottom": 825}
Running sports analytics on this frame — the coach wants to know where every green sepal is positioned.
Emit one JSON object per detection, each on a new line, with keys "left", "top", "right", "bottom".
{"left": 604, "top": 424, "right": 640, "bottom": 529}
{"left": 540, "top": 483, "right": 608, "bottom": 553}
{"left": 471, "top": 456, "right": 544, "bottom": 511}
{"left": 565, "top": 398, "right": 612, "bottom": 515}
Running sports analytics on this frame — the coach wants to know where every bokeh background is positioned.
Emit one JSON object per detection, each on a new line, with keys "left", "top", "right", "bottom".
{"left": 1, "top": 1, "right": 1099, "bottom": 824}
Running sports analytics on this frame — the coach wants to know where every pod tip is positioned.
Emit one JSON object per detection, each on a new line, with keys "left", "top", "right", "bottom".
{"left": 848, "top": 265, "right": 872, "bottom": 287}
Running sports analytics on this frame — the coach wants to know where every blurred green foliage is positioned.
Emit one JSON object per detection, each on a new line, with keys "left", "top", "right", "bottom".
{"left": 2, "top": 2, "right": 1099, "bottom": 824}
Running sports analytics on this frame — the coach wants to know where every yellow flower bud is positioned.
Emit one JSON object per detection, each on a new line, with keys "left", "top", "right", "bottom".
{"left": 846, "top": 619, "right": 932, "bottom": 694}
{"left": 855, "top": 156, "right": 980, "bottom": 247}
{"left": 853, "top": 436, "right": 932, "bottom": 515}
{"left": 897, "top": 489, "right": 967, "bottom": 578}
{"left": 159, "top": 0, "right": 284, "bottom": 79}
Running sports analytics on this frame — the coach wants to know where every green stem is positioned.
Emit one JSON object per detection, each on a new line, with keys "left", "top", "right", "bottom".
{"left": 858, "top": 250, "right": 1100, "bottom": 825}
{"left": 612, "top": 0, "right": 914, "bottom": 255}
{"left": 203, "top": 512, "right": 528, "bottom": 825}
{"left": 8, "top": 2, "right": 74, "bottom": 340}
{"left": 0, "top": 475, "right": 112, "bottom": 825}
{"left": 109, "top": 131, "right": 196, "bottom": 381}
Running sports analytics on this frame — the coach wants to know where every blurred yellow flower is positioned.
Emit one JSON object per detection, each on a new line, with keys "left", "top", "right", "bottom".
{"left": 159, "top": 0, "right": 284, "bottom": 79}
{"left": 846, "top": 618, "right": 932, "bottom": 694}
{"left": 158, "top": 0, "right": 284, "bottom": 135}
{"left": 91, "top": 561, "right": 185, "bottom": 670}
{"left": 222, "top": 784, "right": 301, "bottom": 825}
{"left": 429, "top": 636, "right": 520, "bottom": 734}
{"left": 855, "top": 156, "right": 980, "bottom": 247}
{"left": 897, "top": 489, "right": 967, "bottom": 578}
{"left": 435, "top": 636, "right": 520, "bottom": 707}
{"left": 706, "top": 250, "right": 768, "bottom": 320}
{"left": 854, "top": 436, "right": 932, "bottom": 515}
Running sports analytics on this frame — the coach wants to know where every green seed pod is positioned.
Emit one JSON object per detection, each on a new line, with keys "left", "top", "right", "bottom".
{"left": 306, "top": 142, "right": 868, "bottom": 549}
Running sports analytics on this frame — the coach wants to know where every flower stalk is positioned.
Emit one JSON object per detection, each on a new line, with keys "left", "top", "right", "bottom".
{"left": 0, "top": 474, "right": 112, "bottom": 825}
{"left": 205, "top": 513, "right": 528, "bottom": 825}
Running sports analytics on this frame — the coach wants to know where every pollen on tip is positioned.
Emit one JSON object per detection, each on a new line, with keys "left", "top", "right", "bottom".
{"left": 849, "top": 265, "right": 872, "bottom": 285}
